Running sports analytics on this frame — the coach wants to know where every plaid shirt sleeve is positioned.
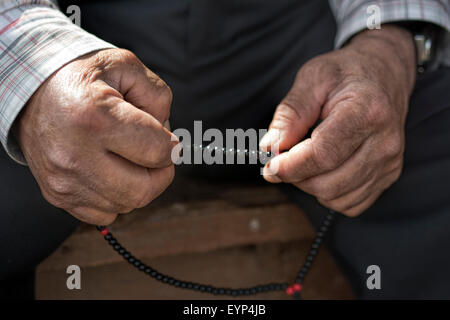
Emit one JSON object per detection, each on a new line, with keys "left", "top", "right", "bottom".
{"left": 329, "top": 0, "right": 450, "bottom": 67}
{"left": 0, "top": 0, "right": 115, "bottom": 164}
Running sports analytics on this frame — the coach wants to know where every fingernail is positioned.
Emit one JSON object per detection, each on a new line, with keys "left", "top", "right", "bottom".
{"left": 263, "top": 157, "right": 281, "bottom": 183}
{"left": 259, "top": 128, "right": 280, "bottom": 150}
{"left": 170, "top": 141, "right": 182, "bottom": 164}
{"left": 170, "top": 132, "right": 179, "bottom": 143}
{"left": 168, "top": 132, "right": 181, "bottom": 164}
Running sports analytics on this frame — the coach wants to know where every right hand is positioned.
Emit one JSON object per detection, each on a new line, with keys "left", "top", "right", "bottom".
{"left": 15, "top": 48, "right": 178, "bottom": 225}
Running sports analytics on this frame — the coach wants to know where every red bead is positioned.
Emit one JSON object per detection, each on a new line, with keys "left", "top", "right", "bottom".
{"left": 286, "top": 287, "right": 294, "bottom": 295}
{"left": 293, "top": 283, "right": 302, "bottom": 292}
{"left": 286, "top": 283, "right": 302, "bottom": 296}
{"left": 100, "top": 228, "right": 109, "bottom": 236}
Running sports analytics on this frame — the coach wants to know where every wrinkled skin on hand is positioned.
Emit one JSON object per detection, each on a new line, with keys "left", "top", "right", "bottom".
{"left": 16, "top": 48, "right": 178, "bottom": 225}
{"left": 261, "top": 25, "right": 416, "bottom": 217}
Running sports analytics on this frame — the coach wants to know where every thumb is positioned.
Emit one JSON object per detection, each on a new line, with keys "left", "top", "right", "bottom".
{"left": 105, "top": 49, "right": 173, "bottom": 125}
{"left": 122, "top": 65, "right": 173, "bottom": 125}
{"left": 260, "top": 60, "right": 338, "bottom": 152}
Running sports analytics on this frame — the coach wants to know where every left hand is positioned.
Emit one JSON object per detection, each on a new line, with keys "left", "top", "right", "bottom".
{"left": 260, "top": 25, "right": 416, "bottom": 217}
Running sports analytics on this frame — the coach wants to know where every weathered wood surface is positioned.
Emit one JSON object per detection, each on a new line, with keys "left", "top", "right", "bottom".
{"left": 36, "top": 178, "right": 354, "bottom": 299}
{"left": 38, "top": 179, "right": 315, "bottom": 271}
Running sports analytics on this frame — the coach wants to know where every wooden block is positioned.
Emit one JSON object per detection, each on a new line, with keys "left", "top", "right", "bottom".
{"left": 36, "top": 178, "right": 354, "bottom": 299}
{"left": 38, "top": 179, "right": 314, "bottom": 271}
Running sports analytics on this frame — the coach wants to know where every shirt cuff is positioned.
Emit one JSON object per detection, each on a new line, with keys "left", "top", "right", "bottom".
{"left": 333, "top": 0, "right": 450, "bottom": 48}
{"left": 0, "top": 5, "right": 116, "bottom": 164}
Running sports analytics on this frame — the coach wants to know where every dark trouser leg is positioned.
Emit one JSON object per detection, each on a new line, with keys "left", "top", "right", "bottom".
{"left": 0, "top": 151, "right": 79, "bottom": 299}
{"left": 78, "top": 0, "right": 450, "bottom": 298}
{"left": 283, "top": 66, "right": 450, "bottom": 299}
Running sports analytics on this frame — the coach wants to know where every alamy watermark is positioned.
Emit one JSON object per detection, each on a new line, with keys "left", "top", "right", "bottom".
{"left": 366, "top": 264, "right": 381, "bottom": 290}
{"left": 366, "top": 4, "right": 381, "bottom": 30}
{"left": 67, "top": 5, "right": 81, "bottom": 26}
{"left": 171, "top": 121, "right": 279, "bottom": 175}
{"left": 66, "top": 264, "right": 81, "bottom": 290}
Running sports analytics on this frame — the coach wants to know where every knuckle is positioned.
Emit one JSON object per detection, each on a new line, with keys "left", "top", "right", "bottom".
{"left": 319, "top": 197, "right": 347, "bottom": 213}
{"left": 46, "top": 148, "right": 80, "bottom": 172}
{"left": 51, "top": 151, "right": 80, "bottom": 171}
{"left": 302, "top": 179, "right": 337, "bottom": 200}
{"left": 320, "top": 185, "right": 339, "bottom": 201}
{"left": 282, "top": 90, "right": 303, "bottom": 113}
{"left": 69, "top": 108, "right": 105, "bottom": 133}
{"left": 135, "top": 167, "right": 174, "bottom": 208}
{"left": 151, "top": 78, "right": 173, "bottom": 122}
{"left": 70, "top": 89, "right": 114, "bottom": 132}
{"left": 317, "top": 198, "right": 330, "bottom": 209}
{"left": 146, "top": 151, "right": 166, "bottom": 167}
{"left": 136, "top": 191, "right": 153, "bottom": 209}
{"left": 298, "top": 56, "right": 328, "bottom": 78}
{"left": 342, "top": 207, "right": 364, "bottom": 218}
{"left": 271, "top": 104, "right": 300, "bottom": 129}
{"left": 118, "top": 207, "right": 135, "bottom": 214}
{"left": 311, "top": 139, "right": 340, "bottom": 171}
{"left": 98, "top": 214, "right": 117, "bottom": 226}
{"left": 297, "top": 179, "right": 318, "bottom": 195}
{"left": 156, "top": 81, "right": 173, "bottom": 107}
{"left": 141, "top": 66, "right": 172, "bottom": 107}
{"left": 170, "top": 168, "right": 176, "bottom": 183}
{"left": 116, "top": 49, "right": 139, "bottom": 66}
{"left": 90, "top": 213, "right": 117, "bottom": 226}
{"left": 391, "top": 172, "right": 401, "bottom": 185}
{"left": 147, "top": 143, "right": 172, "bottom": 167}
{"left": 343, "top": 84, "right": 390, "bottom": 128}
{"left": 101, "top": 200, "right": 129, "bottom": 215}
{"left": 384, "top": 133, "right": 404, "bottom": 158}
{"left": 389, "top": 164, "right": 403, "bottom": 183}
{"left": 41, "top": 188, "right": 66, "bottom": 209}
{"left": 387, "top": 158, "right": 403, "bottom": 174}
{"left": 330, "top": 202, "right": 348, "bottom": 214}
{"left": 346, "top": 105, "right": 371, "bottom": 135}
{"left": 71, "top": 207, "right": 117, "bottom": 226}
{"left": 46, "top": 175, "right": 73, "bottom": 196}
{"left": 297, "top": 55, "right": 342, "bottom": 86}
{"left": 366, "top": 94, "right": 391, "bottom": 126}
{"left": 318, "top": 198, "right": 343, "bottom": 214}
{"left": 127, "top": 188, "right": 151, "bottom": 209}
{"left": 165, "top": 165, "right": 175, "bottom": 186}
{"left": 273, "top": 162, "right": 289, "bottom": 182}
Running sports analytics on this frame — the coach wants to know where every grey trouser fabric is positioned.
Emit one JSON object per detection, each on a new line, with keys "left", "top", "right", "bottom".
{"left": 1, "top": 0, "right": 449, "bottom": 299}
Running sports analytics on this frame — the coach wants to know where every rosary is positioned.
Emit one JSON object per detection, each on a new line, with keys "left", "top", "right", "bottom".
{"left": 96, "top": 143, "right": 337, "bottom": 299}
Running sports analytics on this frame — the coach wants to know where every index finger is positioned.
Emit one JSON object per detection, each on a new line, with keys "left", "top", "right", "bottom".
{"left": 101, "top": 98, "right": 179, "bottom": 169}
